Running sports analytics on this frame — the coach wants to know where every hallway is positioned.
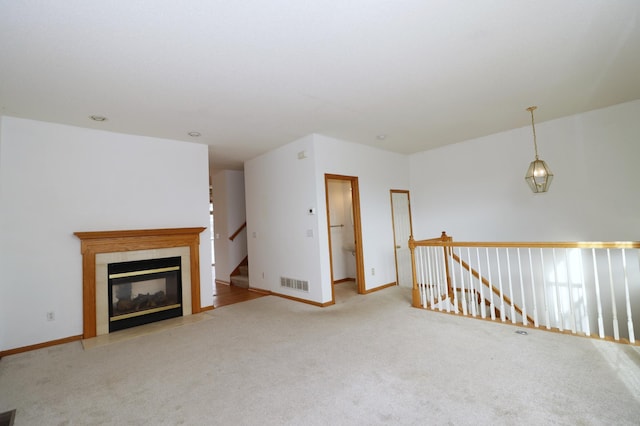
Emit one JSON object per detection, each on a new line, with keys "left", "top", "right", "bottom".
{"left": 213, "top": 281, "right": 267, "bottom": 308}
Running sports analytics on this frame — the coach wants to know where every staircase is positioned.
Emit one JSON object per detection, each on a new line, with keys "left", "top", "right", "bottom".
{"left": 230, "top": 262, "right": 249, "bottom": 288}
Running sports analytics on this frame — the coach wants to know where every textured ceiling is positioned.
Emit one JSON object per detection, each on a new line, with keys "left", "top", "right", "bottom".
{"left": 1, "top": 1, "right": 639, "bottom": 170}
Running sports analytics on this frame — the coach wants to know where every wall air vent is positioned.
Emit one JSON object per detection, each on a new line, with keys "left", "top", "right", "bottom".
{"left": 280, "top": 277, "right": 309, "bottom": 292}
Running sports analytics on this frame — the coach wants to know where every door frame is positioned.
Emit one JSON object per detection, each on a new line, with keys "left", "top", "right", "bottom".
{"left": 390, "top": 189, "right": 414, "bottom": 287}
{"left": 325, "top": 174, "right": 365, "bottom": 301}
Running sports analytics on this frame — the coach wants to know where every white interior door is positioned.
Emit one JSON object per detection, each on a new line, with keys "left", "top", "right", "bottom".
{"left": 391, "top": 191, "right": 413, "bottom": 288}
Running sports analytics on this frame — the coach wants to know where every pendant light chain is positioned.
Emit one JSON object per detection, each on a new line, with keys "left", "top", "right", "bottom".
{"left": 527, "top": 106, "right": 539, "bottom": 160}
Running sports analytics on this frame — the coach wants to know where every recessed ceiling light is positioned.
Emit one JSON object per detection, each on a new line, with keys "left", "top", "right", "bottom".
{"left": 89, "top": 115, "right": 107, "bottom": 122}
{"left": 188, "top": 132, "right": 201, "bottom": 137}
{"left": 376, "top": 134, "right": 387, "bottom": 140}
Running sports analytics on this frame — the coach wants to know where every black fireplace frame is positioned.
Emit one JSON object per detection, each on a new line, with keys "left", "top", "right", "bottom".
{"left": 107, "top": 256, "right": 183, "bottom": 332}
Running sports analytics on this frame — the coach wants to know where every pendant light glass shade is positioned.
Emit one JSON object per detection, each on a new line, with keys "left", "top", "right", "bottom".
{"left": 525, "top": 158, "right": 553, "bottom": 193}
{"left": 524, "top": 106, "right": 553, "bottom": 193}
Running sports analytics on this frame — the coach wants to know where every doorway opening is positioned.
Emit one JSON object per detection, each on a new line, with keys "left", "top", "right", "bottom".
{"left": 390, "top": 190, "right": 414, "bottom": 288}
{"left": 210, "top": 200, "right": 215, "bottom": 271}
{"left": 325, "top": 174, "right": 365, "bottom": 302}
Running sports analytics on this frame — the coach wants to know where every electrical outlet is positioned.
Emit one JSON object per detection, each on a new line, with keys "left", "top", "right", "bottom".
{"left": 371, "top": 268, "right": 375, "bottom": 276}
{"left": 46, "top": 311, "right": 55, "bottom": 321}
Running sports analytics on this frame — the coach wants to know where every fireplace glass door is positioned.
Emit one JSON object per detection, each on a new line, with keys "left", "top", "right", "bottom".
{"left": 108, "top": 256, "right": 182, "bottom": 332}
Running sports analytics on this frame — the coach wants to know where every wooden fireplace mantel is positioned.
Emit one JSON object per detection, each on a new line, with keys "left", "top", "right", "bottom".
{"left": 75, "top": 227, "right": 207, "bottom": 338}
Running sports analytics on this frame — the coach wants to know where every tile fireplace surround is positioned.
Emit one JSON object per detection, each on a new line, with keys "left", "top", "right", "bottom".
{"left": 74, "top": 227, "right": 206, "bottom": 339}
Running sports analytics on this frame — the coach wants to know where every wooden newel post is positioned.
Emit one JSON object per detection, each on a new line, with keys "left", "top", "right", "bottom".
{"left": 409, "top": 235, "right": 421, "bottom": 308}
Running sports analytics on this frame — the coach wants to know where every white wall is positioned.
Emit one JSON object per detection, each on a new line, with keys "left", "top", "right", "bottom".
{"left": 245, "top": 135, "right": 324, "bottom": 300}
{"left": 409, "top": 100, "right": 640, "bottom": 242}
{"left": 0, "top": 116, "right": 4, "bottom": 349}
{"left": 245, "top": 134, "right": 410, "bottom": 304}
{"left": 211, "top": 169, "right": 247, "bottom": 282}
{"left": 0, "top": 117, "right": 212, "bottom": 351}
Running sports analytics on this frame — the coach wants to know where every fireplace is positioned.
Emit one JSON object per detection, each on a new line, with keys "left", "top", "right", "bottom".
{"left": 74, "top": 227, "right": 207, "bottom": 338}
{"left": 108, "top": 256, "right": 183, "bottom": 332}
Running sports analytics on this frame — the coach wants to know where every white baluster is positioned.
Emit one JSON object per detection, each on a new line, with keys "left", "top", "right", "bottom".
{"left": 449, "top": 247, "right": 457, "bottom": 313}
{"left": 429, "top": 247, "right": 437, "bottom": 308}
{"left": 607, "top": 249, "right": 620, "bottom": 341}
{"left": 456, "top": 248, "right": 467, "bottom": 315}
{"left": 467, "top": 247, "right": 477, "bottom": 317}
{"left": 505, "top": 249, "right": 516, "bottom": 323}
{"left": 424, "top": 247, "right": 433, "bottom": 308}
{"left": 422, "top": 247, "right": 433, "bottom": 309}
{"left": 577, "top": 249, "right": 590, "bottom": 336}
{"left": 476, "top": 247, "right": 486, "bottom": 319}
{"left": 423, "top": 247, "right": 430, "bottom": 307}
{"left": 418, "top": 247, "right": 426, "bottom": 308}
{"left": 565, "top": 249, "right": 577, "bottom": 334}
{"left": 434, "top": 247, "right": 449, "bottom": 312}
{"left": 621, "top": 249, "right": 635, "bottom": 344}
{"left": 528, "top": 248, "right": 539, "bottom": 327}
{"left": 517, "top": 248, "right": 527, "bottom": 325}
{"left": 591, "top": 249, "right": 605, "bottom": 339}
{"left": 486, "top": 248, "right": 496, "bottom": 321}
{"left": 414, "top": 247, "right": 421, "bottom": 304}
{"left": 540, "top": 249, "right": 551, "bottom": 329}
{"left": 430, "top": 246, "right": 438, "bottom": 307}
{"left": 552, "top": 248, "right": 564, "bottom": 331}
{"left": 438, "top": 246, "right": 447, "bottom": 310}
{"left": 496, "top": 248, "right": 506, "bottom": 322}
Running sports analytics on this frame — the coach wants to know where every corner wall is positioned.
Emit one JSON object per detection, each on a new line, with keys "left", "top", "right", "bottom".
{"left": 0, "top": 117, "right": 212, "bottom": 351}
{"left": 245, "top": 135, "right": 324, "bottom": 301}
{"left": 245, "top": 134, "right": 410, "bottom": 304}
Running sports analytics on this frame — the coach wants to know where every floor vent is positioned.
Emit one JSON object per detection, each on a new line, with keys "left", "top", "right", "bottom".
{"left": 280, "top": 277, "right": 309, "bottom": 292}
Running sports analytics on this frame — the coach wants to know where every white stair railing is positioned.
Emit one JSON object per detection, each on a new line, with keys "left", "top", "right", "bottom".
{"left": 410, "top": 232, "right": 640, "bottom": 344}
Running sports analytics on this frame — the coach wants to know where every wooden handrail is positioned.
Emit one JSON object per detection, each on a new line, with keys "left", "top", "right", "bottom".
{"left": 411, "top": 239, "right": 640, "bottom": 250}
{"left": 229, "top": 222, "right": 247, "bottom": 241}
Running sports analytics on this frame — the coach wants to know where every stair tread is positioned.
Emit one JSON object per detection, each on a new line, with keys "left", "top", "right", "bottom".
{"left": 231, "top": 274, "right": 250, "bottom": 288}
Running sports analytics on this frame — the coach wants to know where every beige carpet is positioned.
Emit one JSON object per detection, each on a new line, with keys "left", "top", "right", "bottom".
{"left": 1, "top": 282, "right": 639, "bottom": 425}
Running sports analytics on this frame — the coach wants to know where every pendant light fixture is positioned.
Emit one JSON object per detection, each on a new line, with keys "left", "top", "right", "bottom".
{"left": 524, "top": 106, "right": 553, "bottom": 193}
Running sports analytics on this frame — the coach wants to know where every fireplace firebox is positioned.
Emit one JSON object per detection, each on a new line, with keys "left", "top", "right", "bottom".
{"left": 108, "top": 256, "right": 182, "bottom": 332}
